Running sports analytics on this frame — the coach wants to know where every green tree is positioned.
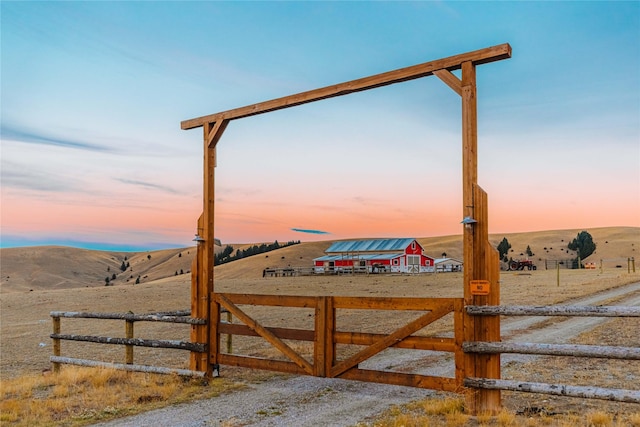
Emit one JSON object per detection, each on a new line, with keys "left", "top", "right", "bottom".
{"left": 497, "top": 237, "right": 511, "bottom": 260}
{"left": 120, "top": 261, "right": 127, "bottom": 272}
{"left": 526, "top": 245, "right": 533, "bottom": 257}
{"left": 568, "top": 231, "right": 596, "bottom": 261}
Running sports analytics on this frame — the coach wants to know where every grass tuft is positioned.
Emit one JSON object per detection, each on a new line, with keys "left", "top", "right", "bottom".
{"left": 586, "top": 411, "right": 613, "bottom": 427}
{"left": 0, "top": 366, "right": 242, "bottom": 426}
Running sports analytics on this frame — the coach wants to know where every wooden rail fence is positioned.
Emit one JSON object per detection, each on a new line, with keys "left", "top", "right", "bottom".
{"left": 49, "top": 302, "right": 639, "bottom": 406}
{"left": 464, "top": 304, "right": 640, "bottom": 403}
{"left": 50, "top": 310, "right": 208, "bottom": 377}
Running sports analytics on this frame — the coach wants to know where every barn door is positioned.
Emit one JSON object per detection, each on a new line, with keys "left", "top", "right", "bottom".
{"left": 407, "top": 255, "right": 420, "bottom": 273}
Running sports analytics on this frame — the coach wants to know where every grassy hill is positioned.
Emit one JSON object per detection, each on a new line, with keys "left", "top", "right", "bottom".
{"left": 1, "top": 227, "right": 637, "bottom": 293}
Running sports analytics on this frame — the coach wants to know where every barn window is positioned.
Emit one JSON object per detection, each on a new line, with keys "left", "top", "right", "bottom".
{"left": 411, "top": 242, "right": 416, "bottom": 250}
{"left": 393, "top": 259, "right": 399, "bottom": 265}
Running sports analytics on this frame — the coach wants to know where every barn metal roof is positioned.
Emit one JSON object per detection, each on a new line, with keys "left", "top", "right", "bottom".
{"left": 434, "top": 258, "right": 463, "bottom": 264}
{"left": 314, "top": 253, "right": 402, "bottom": 262}
{"left": 324, "top": 238, "right": 416, "bottom": 254}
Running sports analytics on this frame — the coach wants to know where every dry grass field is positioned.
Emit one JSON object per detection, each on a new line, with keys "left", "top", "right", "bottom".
{"left": 1, "top": 226, "right": 639, "bottom": 425}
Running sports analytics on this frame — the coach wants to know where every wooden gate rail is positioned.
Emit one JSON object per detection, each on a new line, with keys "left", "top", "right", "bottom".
{"left": 464, "top": 304, "right": 640, "bottom": 403}
{"left": 213, "top": 293, "right": 463, "bottom": 392}
{"left": 50, "top": 310, "right": 207, "bottom": 376}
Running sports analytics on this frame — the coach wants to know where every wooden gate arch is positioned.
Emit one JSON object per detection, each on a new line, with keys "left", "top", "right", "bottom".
{"left": 182, "top": 44, "right": 511, "bottom": 414}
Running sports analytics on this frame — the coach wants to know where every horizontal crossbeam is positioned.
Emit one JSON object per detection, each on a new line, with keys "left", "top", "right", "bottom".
{"left": 181, "top": 43, "right": 511, "bottom": 129}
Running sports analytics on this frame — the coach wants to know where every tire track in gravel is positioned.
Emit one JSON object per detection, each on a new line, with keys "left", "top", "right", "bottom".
{"left": 92, "top": 282, "right": 639, "bottom": 427}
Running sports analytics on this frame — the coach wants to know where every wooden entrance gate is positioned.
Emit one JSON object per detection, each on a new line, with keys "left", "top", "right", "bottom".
{"left": 182, "top": 44, "right": 511, "bottom": 414}
{"left": 216, "top": 294, "right": 464, "bottom": 391}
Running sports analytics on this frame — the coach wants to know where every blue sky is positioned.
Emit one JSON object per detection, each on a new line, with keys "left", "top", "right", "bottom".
{"left": 1, "top": 1, "right": 639, "bottom": 251}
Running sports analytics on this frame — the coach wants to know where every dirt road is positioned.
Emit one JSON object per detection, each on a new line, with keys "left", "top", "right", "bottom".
{"left": 92, "top": 281, "right": 640, "bottom": 427}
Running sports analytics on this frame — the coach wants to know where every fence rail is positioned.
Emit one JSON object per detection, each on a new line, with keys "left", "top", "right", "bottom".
{"left": 50, "top": 310, "right": 207, "bottom": 376}
{"left": 464, "top": 377, "right": 640, "bottom": 404}
{"left": 464, "top": 304, "right": 640, "bottom": 403}
{"left": 50, "top": 356, "right": 206, "bottom": 377}
{"left": 463, "top": 341, "right": 640, "bottom": 360}
{"left": 467, "top": 305, "right": 640, "bottom": 317}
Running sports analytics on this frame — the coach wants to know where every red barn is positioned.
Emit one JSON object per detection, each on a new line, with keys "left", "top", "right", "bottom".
{"left": 313, "top": 238, "right": 435, "bottom": 274}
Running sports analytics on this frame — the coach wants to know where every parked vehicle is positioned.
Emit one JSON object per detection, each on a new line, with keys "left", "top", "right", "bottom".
{"left": 508, "top": 259, "right": 537, "bottom": 271}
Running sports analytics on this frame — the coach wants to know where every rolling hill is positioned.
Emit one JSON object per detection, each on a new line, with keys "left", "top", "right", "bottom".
{"left": 1, "top": 227, "right": 637, "bottom": 293}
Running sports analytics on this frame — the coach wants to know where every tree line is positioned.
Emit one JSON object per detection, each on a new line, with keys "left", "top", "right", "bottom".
{"left": 496, "top": 231, "right": 596, "bottom": 266}
{"left": 214, "top": 240, "right": 300, "bottom": 265}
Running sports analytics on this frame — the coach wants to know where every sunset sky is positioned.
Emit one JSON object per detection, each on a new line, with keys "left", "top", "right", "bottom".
{"left": 1, "top": 1, "right": 639, "bottom": 251}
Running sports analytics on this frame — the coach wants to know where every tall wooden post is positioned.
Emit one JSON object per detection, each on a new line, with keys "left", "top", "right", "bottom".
{"left": 190, "top": 120, "right": 228, "bottom": 377}
{"left": 460, "top": 61, "right": 501, "bottom": 415}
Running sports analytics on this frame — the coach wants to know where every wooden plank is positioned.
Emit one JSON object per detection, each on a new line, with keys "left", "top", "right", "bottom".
{"left": 315, "top": 296, "right": 327, "bottom": 376}
{"left": 453, "top": 298, "right": 465, "bottom": 388}
{"left": 325, "top": 296, "right": 336, "bottom": 376}
{"left": 50, "top": 334, "right": 206, "bottom": 352}
{"left": 217, "top": 294, "right": 314, "bottom": 375}
{"left": 434, "top": 69, "right": 462, "bottom": 96}
{"left": 52, "top": 317, "right": 61, "bottom": 373}
{"left": 339, "top": 368, "right": 459, "bottom": 392}
{"left": 330, "top": 303, "right": 454, "bottom": 378}
{"left": 203, "top": 121, "right": 223, "bottom": 378}
{"left": 334, "top": 331, "right": 456, "bottom": 352}
{"left": 467, "top": 305, "right": 640, "bottom": 317}
{"left": 219, "top": 353, "right": 307, "bottom": 375}
{"left": 217, "top": 293, "right": 318, "bottom": 308}
{"left": 49, "top": 311, "right": 206, "bottom": 324}
{"left": 190, "top": 237, "right": 201, "bottom": 371}
{"left": 206, "top": 119, "right": 229, "bottom": 148}
{"left": 181, "top": 44, "right": 511, "bottom": 129}
{"left": 332, "top": 296, "right": 458, "bottom": 311}
{"left": 218, "top": 323, "right": 315, "bottom": 341}
{"left": 464, "top": 378, "right": 640, "bottom": 404}
{"left": 213, "top": 304, "right": 459, "bottom": 368}
{"left": 464, "top": 342, "right": 640, "bottom": 360}
{"left": 465, "top": 184, "right": 501, "bottom": 414}
{"left": 125, "top": 320, "right": 134, "bottom": 364}
{"left": 50, "top": 356, "right": 206, "bottom": 378}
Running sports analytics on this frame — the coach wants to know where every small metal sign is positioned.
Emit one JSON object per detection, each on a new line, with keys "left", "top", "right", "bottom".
{"left": 470, "top": 280, "right": 490, "bottom": 295}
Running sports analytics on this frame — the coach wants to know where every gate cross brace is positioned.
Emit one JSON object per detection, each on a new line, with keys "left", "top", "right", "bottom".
{"left": 216, "top": 294, "right": 314, "bottom": 375}
{"left": 330, "top": 302, "right": 454, "bottom": 378}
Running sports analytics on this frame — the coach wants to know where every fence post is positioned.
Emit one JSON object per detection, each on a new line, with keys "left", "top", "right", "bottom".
{"left": 557, "top": 263, "right": 560, "bottom": 287}
{"left": 125, "top": 320, "right": 134, "bottom": 364}
{"left": 52, "top": 316, "right": 61, "bottom": 373}
{"left": 226, "top": 311, "right": 233, "bottom": 354}
{"left": 633, "top": 257, "right": 636, "bottom": 273}
{"left": 463, "top": 184, "right": 501, "bottom": 415}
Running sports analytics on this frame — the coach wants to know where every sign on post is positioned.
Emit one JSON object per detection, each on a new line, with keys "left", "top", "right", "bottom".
{"left": 470, "top": 280, "right": 490, "bottom": 296}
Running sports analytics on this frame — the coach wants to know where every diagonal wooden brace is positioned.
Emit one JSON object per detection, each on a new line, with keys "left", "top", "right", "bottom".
{"left": 215, "top": 294, "right": 314, "bottom": 375}
{"left": 330, "top": 302, "right": 454, "bottom": 378}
